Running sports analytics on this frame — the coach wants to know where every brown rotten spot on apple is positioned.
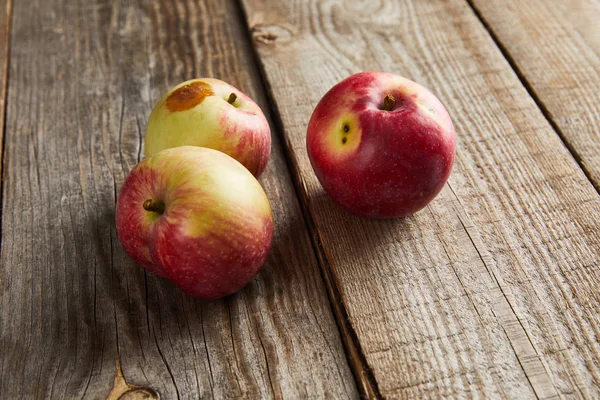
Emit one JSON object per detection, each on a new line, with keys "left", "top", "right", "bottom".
{"left": 166, "top": 81, "right": 214, "bottom": 112}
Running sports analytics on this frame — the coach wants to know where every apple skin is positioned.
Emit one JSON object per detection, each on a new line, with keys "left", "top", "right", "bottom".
{"left": 116, "top": 146, "right": 274, "bottom": 299}
{"left": 145, "top": 78, "right": 271, "bottom": 177}
{"left": 306, "top": 72, "right": 456, "bottom": 218}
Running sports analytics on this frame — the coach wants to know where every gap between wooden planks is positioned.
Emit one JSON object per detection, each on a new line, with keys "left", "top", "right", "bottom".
{"left": 0, "top": 0, "right": 11, "bottom": 180}
{"left": 239, "top": 0, "right": 600, "bottom": 398}
{"left": 469, "top": 0, "right": 600, "bottom": 193}
{"left": 0, "top": 0, "right": 358, "bottom": 398}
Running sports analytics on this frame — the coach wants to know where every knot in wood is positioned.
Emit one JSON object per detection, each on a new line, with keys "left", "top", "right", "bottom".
{"left": 251, "top": 24, "right": 294, "bottom": 45}
{"left": 118, "top": 387, "right": 160, "bottom": 400}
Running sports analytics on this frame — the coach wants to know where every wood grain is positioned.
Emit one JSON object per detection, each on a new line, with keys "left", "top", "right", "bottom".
{"left": 0, "top": 0, "right": 11, "bottom": 178}
{"left": 240, "top": 0, "right": 600, "bottom": 397}
{"left": 0, "top": 0, "right": 358, "bottom": 398}
{"left": 468, "top": 0, "right": 600, "bottom": 192}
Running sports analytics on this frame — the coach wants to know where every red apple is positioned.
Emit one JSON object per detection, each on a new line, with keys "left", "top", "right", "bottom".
{"left": 116, "top": 146, "right": 274, "bottom": 299}
{"left": 145, "top": 78, "right": 271, "bottom": 177}
{"left": 306, "top": 72, "right": 456, "bottom": 218}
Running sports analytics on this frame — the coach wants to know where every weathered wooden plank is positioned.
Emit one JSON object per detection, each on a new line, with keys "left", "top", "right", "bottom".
{"left": 240, "top": 0, "right": 600, "bottom": 397}
{"left": 469, "top": 0, "right": 600, "bottom": 192}
{"left": 0, "top": 0, "right": 11, "bottom": 178}
{"left": 0, "top": 0, "right": 358, "bottom": 398}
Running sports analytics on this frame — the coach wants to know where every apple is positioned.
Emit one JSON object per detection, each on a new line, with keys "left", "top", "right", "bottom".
{"left": 306, "top": 72, "right": 456, "bottom": 218}
{"left": 145, "top": 78, "right": 271, "bottom": 177}
{"left": 116, "top": 146, "right": 274, "bottom": 299}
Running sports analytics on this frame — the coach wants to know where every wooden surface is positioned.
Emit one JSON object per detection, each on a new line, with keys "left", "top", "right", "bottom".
{"left": 469, "top": 0, "right": 600, "bottom": 192}
{"left": 1, "top": 0, "right": 600, "bottom": 398}
{"left": 0, "top": 0, "right": 357, "bottom": 398}
{"left": 0, "top": 0, "right": 10, "bottom": 178}
{"left": 240, "top": 0, "right": 600, "bottom": 398}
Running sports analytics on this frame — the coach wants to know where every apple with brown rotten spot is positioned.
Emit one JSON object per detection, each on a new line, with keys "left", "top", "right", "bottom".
{"left": 116, "top": 146, "right": 274, "bottom": 299}
{"left": 145, "top": 78, "right": 271, "bottom": 177}
{"left": 307, "top": 72, "right": 456, "bottom": 218}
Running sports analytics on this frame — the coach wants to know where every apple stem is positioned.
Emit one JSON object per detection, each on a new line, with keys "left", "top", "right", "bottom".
{"left": 227, "top": 92, "right": 237, "bottom": 105}
{"left": 143, "top": 199, "right": 165, "bottom": 214}
{"left": 382, "top": 94, "right": 395, "bottom": 111}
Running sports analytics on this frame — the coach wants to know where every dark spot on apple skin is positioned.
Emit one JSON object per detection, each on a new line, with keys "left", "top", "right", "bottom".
{"left": 166, "top": 81, "right": 214, "bottom": 112}
{"left": 343, "top": 124, "right": 350, "bottom": 133}
{"left": 342, "top": 137, "right": 348, "bottom": 144}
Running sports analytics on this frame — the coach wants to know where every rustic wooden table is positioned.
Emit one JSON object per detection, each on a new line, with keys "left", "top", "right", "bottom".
{"left": 1, "top": 0, "right": 599, "bottom": 398}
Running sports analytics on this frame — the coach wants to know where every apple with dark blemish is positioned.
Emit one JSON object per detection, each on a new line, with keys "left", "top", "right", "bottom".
{"left": 145, "top": 79, "right": 271, "bottom": 177}
{"left": 116, "top": 146, "right": 274, "bottom": 299}
{"left": 307, "top": 72, "right": 456, "bottom": 218}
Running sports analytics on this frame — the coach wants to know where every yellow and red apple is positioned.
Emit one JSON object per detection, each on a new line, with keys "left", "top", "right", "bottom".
{"left": 307, "top": 72, "right": 456, "bottom": 218}
{"left": 116, "top": 146, "right": 274, "bottom": 299}
{"left": 145, "top": 78, "right": 271, "bottom": 177}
